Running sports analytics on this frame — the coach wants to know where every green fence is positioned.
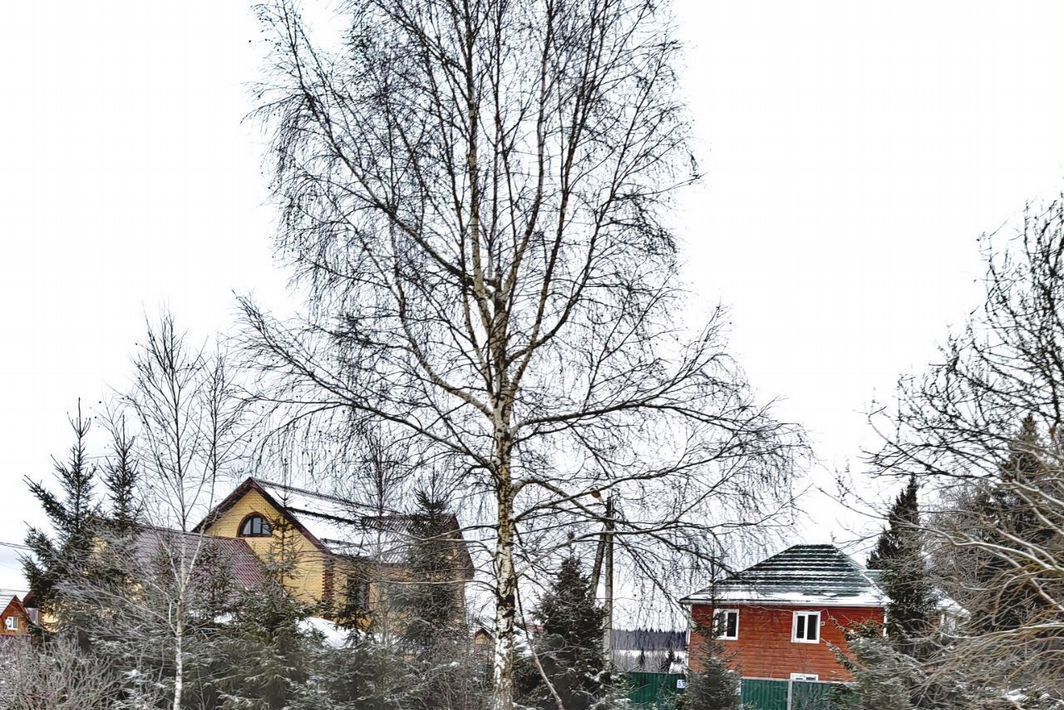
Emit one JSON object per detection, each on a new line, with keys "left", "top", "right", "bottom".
{"left": 740, "top": 679, "right": 789, "bottom": 710}
{"left": 791, "top": 680, "right": 850, "bottom": 709}
{"left": 739, "top": 679, "right": 851, "bottom": 710}
{"left": 626, "top": 671, "right": 683, "bottom": 708}
{"left": 622, "top": 673, "right": 849, "bottom": 709}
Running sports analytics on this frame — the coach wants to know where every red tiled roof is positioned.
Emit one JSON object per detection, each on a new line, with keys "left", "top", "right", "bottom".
{"left": 134, "top": 527, "right": 266, "bottom": 591}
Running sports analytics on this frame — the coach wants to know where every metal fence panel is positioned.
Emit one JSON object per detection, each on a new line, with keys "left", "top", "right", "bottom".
{"left": 626, "top": 671, "right": 683, "bottom": 707}
{"left": 791, "top": 681, "right": 851, "bottom": 709}
{"left": 740, "top": 679, "right": 789, "bottom": 710}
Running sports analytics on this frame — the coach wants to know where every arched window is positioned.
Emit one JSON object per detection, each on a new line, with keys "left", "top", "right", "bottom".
{"left": 238, "top": 514, "right": 272, "bottom": 538}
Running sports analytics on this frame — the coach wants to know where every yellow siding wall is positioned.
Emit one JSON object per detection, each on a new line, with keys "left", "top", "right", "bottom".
{"left": 202, "top": 489, "right": 327, "bottom": 606}
{"left": 202, "top": 486, "right": 469, "bottom": 630}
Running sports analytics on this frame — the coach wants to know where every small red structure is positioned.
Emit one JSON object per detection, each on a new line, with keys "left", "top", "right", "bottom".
{"left": 681, "top": 544, "right": 886, "bottom": 683}
{"left": 1, "top": 595, "right": 34, "bottom": 638}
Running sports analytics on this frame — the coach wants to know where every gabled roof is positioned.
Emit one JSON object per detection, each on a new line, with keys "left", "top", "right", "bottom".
{"left": 1, "top": 595, "right": 33, "bottom": 629}
{"left": 680, "top": 544, "right": 886, "bottom": 608}
{"left": 196, "top": 477, "right": 474, "bottom": 578}
{"left": 2, "top": 595, "right": 26, "bottom": 617}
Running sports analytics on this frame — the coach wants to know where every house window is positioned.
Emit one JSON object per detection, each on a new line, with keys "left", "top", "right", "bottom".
{"left": 5, "top": 616, "right": 17, "bottom": 632}
{"left": 239, "top": 514, "right": 272, "bottom": 537}
{"left": 346, "top": 575, "right": 370, "bottom": 612}
{"left": 792, "top": 611, "right": 820, "bottom": 643}
{"left": 791, "top": 673, "right": 819, "bottom": 681}
{"left": 712, "top": 609, "right": 739, "bottom": 640}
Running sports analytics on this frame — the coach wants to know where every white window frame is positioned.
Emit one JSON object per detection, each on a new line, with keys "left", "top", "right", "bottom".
{"left": 790, "top": 672, "right": 819, "bottom": 681}
{"left": 791, "top": 610, "right": 821, "bottom": 643}
{"left": 5, "top": 616, "right": 18, "bottom": 632}
{"left": 713, "top": 608, "right": 740, "bottom": 640}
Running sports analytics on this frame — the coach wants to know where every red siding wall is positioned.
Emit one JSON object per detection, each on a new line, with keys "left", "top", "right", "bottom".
{"left": 689, "top": 603, "right": 883, "bottom": 681}
{"left": 0, "top": 598, "right": 31, "bottom": 638}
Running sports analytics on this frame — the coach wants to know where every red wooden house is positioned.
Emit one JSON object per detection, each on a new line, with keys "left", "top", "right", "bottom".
{"left": 0, "top": 595, "right": 34, "bottom": 638}
{"left": 681, "top": 544, "right": 885, "bottom": 695}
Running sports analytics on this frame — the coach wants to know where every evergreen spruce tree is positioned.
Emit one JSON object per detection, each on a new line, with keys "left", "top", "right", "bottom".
{"left": 867, "top": 473, "right": 935, "bottom": 654}
{"left": 680, "top": 638, "right": 742, "bottom": 710}
{"left": 400, "top": 491, "right": 464, "bottom": 650}
{"left": 209, "top": 520, "right": 323, "bottom": 710}
{"left": 966, "top": 415, "right": 1057, "bottom": 632}
{"left": 79, "top": 416, "right": 143, "bottom": 633}
{"left": 520, "top": 556, "right": 608, "bottom": 710}
{"left": 213, "top": 574, "right": 318, "bottom": 710}
{"left": 395, "top": 491, "right": 484, "bottom": 709}
{"left": 835, "top": 623, "right": 917, "bottom": 710}
{"left": 306, "top": 635, "right": 411, "bottom": 710}
{"left": 22, "top": 402, "right": 100, "bottom": 623}
{"left": 102, "top": 416, "right": 140, "bottom": 533}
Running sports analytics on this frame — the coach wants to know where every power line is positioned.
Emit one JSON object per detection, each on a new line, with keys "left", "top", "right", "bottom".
{"left": 0, "top": 541, "right": 30, "bottom": 551}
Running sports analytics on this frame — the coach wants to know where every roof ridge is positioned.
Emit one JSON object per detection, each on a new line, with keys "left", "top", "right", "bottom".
{"left": 835, "top": 546, "right": 883, "bottom": 593}
{"left": 285, "top": 506, "right": 363, "bottom": 525}
{"left": 252, "top": 477, "right": 379, "bottom": 511}
{"left": 255, "top": 479, "right": 449, "bottom": 522}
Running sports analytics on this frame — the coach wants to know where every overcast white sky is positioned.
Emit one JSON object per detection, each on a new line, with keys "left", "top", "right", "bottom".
{"left": 2, "top": 1, "right": 1063, "bottom": 592}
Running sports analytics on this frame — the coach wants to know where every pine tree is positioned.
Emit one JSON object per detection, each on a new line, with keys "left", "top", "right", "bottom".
{"left": 867, "top": 473, "right": 935, "bottom": 654}
{"left": 305, "top": 635, "right": 411, "bottom": 710}
{"left": 867, "top": 473, "right": 920, "bottom": 571}
{"left": 22, "top": 402, "right": 100, "bottom": 622}
{"left": 680, "top": 639, "right": 742, "bottom": 710}
{"left": 520, "top": 556, "right": 608, "bottom": 710}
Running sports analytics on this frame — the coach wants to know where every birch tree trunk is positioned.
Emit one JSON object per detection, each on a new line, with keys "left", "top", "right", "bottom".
{"left": 121, "top": 314, "right": 244, "bottom": 709}
{"left": 492, "top": 490, "right": 518, "bottom": 709}
{"left": 172, "top": 599, "right": 184, "bottom": 710}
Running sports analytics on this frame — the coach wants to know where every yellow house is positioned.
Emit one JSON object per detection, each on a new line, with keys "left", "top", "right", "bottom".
{"left": 194, "top": 477, "right": 474, "bottom": 625}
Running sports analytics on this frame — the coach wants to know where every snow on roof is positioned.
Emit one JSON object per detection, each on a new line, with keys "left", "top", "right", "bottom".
{"left": 681, "top": 544, "right": 887, "bottom": 608}
{"left": 255, "top": 479, "right": 418, "bottom": 562}
{"left": 251, "top": 480, "right": 474, "bottom": 576}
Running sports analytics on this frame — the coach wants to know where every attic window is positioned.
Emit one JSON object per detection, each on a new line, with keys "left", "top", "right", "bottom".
{"left": 792, "top": 611, "right": 820, "bottom": 643}
{"left": 239, "top": 514, "right": 272, "bottom": 538}
{"left": 5, "top": 617, "right": 17, "bottom": 631}
{"left": 712, "top": 609, "right": 739, "bottom": 640}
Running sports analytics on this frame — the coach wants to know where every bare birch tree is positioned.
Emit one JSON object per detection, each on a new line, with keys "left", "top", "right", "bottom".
{"left": 869, "top": 200, "right": 1064, "bottom": 702}
{"left": 115, "top": 313, "right": 248, "bottom": 710}
{"left": 243, "top": 1, "right": 805, "bottom": 706}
